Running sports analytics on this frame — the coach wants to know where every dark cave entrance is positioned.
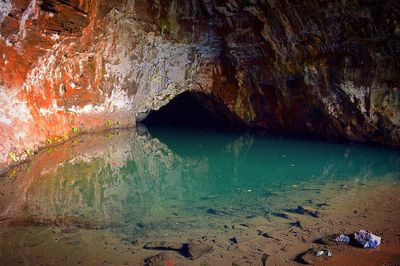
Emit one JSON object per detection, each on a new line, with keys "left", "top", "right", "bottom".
{"left": 142, "top": 91, "right": 245, "bottom": 131}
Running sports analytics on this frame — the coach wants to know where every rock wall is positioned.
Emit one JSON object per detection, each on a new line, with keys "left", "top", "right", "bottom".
{"left": 1, "top": 0, "right": 399, "bottom": 168}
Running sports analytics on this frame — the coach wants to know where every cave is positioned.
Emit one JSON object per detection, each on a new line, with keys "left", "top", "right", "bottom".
{"left": 1, "top": 0, "right": 399, "bottom": 265}
{"left": 142, "top": 91, "right": 245, "bottom": 131}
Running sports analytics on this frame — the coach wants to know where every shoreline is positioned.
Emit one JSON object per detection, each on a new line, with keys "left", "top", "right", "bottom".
{"left": 2, "top": 125, "right": 400, "bottom": 177}
{"left": 0, "top": 126, "right": 137, "bottom": 176}
{"left": 1, "top": 181, "right": 399, "bottom": 265}
{"left": 0, "top": 129, "right": 399, "bottom": 265}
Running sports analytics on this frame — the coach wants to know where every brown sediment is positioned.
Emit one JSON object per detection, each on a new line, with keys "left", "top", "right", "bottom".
{"left": 0, "top": 130, "right": 399, "bottom": 265}
{"left": 0, "top": 181, "right": 399, "bottom": 265}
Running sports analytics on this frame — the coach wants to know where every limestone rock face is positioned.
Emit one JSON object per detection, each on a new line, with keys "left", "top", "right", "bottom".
{"left": 0, "top": 0, "right": 399, "bottom": 167}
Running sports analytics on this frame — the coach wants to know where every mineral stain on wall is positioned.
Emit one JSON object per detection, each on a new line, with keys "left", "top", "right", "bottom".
{"left": 1, "top": 0, "right": 399, "bottom": 169}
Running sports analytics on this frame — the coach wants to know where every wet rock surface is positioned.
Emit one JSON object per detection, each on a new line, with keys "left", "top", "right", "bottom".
{"left": 294, "top": 206, "right": 322, "bottom": 218}
{"left": 1, "top": 0, "right": 400, "bottom": 168}
{"left": 184, "top": 240, "right": 214, "bottom": 260}
{"left": 143, "top": 239, "right": 213, "bottom": 260}
{"left": 144, "top": 241, "right": 184, "bottom": 251}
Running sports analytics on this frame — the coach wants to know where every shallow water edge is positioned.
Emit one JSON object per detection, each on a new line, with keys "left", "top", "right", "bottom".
{"left": 0, "top": 127, "right": 399, "bottom": 265}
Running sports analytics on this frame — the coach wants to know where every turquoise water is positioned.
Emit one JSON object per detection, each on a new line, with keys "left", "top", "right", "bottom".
{"left": 1, "top": 126, "right": 400, "bottom": 241}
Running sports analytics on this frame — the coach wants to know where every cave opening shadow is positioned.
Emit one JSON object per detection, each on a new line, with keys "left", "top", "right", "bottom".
{"left": 141, "top": 91, "right": 246, "bottom": 132}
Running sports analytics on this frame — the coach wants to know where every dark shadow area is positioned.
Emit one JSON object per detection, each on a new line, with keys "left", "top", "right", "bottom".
{"left": 137, "top": 124, "right": 243, "bottom": 159}
{"left": 142, "top": 91, "right": 246, "bottom": 132}
{"left": 141, "top": 91, "right": 396, "bottom": 151}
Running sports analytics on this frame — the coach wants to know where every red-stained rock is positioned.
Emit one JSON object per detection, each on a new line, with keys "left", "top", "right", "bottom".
{"left": 0, "top": 0, "right": 399, "bottom": 169}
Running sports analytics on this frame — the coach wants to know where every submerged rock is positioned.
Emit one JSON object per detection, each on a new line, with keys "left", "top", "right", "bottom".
{"left": 272, "top": 212, "right": 291, "bottom": 219}
{"left": 295, "top": 206, "right": 322, "bottom": 218}
{"left": 144, "top": 241, "right": 183, "bottom": 251}
{"left": 291, "top": 220, "right": 303, "bottom": 228}
{"left": 206, "top": 208, "right": 220, "bottom": 215}
{"left": 183, "top": 240, "right": 213, "bottom": 260}
{"left": 229, "top": 237, "right": 238, "bottom": 245}
{"left": 232, "top": 224, "right": 250, "bottom": 230}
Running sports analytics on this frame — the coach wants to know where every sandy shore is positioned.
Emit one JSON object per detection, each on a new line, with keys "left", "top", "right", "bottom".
{"left": 1, "top": 181, "right": 399, "bottom": 265}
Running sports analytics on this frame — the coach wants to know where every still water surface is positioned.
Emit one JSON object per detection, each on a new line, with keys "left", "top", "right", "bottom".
{"left": 0, "top": 126, "right": 399, "bottom": 258}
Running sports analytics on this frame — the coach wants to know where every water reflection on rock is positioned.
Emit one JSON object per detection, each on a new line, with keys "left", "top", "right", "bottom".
{"left": 0, "top": 126, "right": 399, "bottom": 239}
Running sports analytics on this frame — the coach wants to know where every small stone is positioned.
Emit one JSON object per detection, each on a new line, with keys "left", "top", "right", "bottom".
{"left": 261, "top": 232, "right": 273, "bottom": 238}
{"left": 316, "top": 235, "right": 337, "bottom": 245}
{"left": 229, "top": 237, "right": 238, "bottom": 245}
{"left": 272, "top": 212, "right": 290, "bottom": 219}
{"left": 291, "top": 220, "right": 303, "bottom": 228}
{"left": 257, "top": 230, "right": 278, "bottom": 240}
{"left": 296, "top": 206, "right": 321, "bottom": 218}
{"left": 183, "top": 240, "right": 213, "bottom": 260}
{"left": 206, "top": 208, "right": 228, "bottom": 215}
{"left": 297, "top": 249, "right": 316, "bottom": 264}
{"left": 143, "top": 241, "right": 183, "bottom": 251}
{"left": 207, "top": 208, "right": 219, "bottom": 215}
{"left": 232, "top": 224, "right": 250, "bottom": 230}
